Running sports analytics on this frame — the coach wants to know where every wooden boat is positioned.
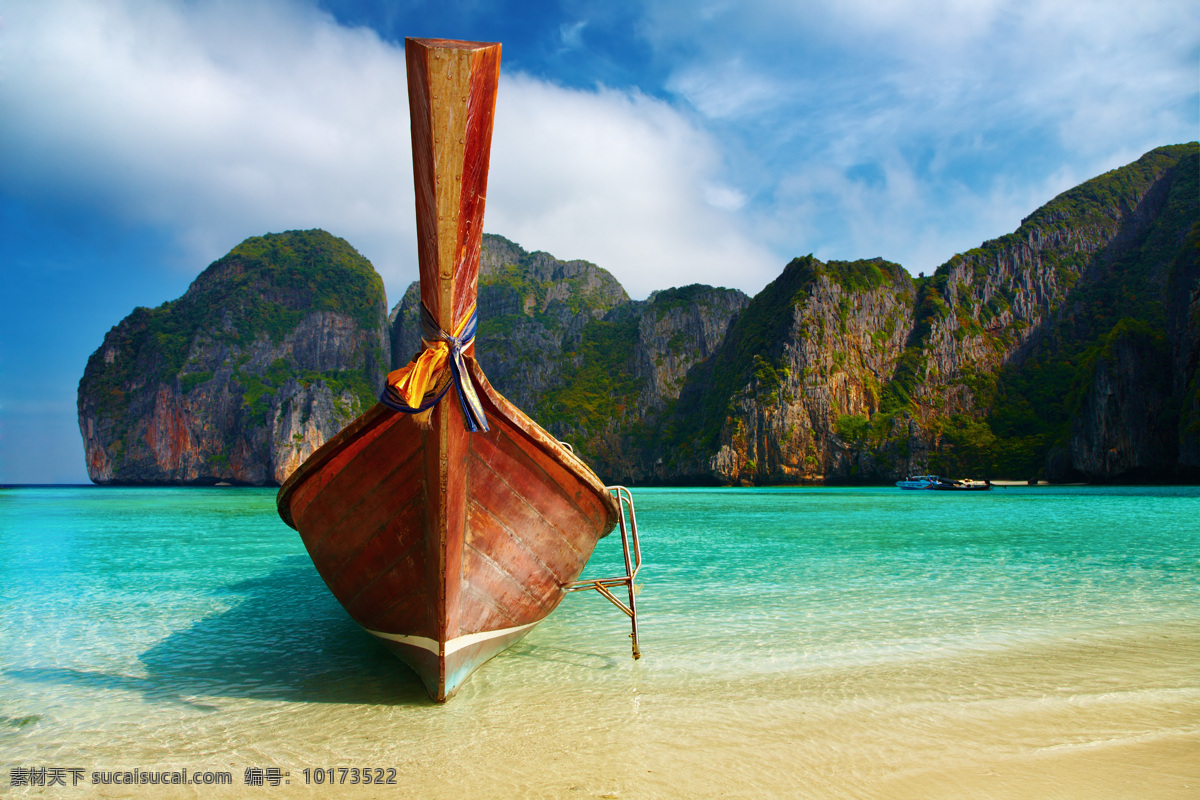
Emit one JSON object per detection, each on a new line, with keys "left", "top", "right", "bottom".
{"left": 277, "top": 38, "right": 639, "bottom": 702}
{"left": 935, "top": 478, "right": 990, "bottom": 491}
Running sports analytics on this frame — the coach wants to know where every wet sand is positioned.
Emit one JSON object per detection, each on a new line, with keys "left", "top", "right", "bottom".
{"left": 8, "top": 621, "right": 1196, "bottom": 799}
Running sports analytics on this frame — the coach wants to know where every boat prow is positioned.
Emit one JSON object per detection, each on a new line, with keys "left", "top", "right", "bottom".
{"left": 275, "top": 37, "right": 634, "bottom": 701}
{"left": 278, "top": 360, "right": 620, "bottom": 701}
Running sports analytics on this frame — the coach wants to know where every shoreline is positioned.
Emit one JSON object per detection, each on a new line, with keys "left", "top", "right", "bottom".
{"left": 5, "top": 622, "right": 1195, "bottom": 799}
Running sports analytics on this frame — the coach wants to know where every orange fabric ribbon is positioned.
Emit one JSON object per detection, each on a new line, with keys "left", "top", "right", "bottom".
{"left": 387, "top": 342, "right": 450, "bottom": 408}
{"left": 385, "top": 305, "right": 474, "bottom": 409}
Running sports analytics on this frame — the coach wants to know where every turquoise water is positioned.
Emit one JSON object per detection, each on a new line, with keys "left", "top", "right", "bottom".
{"left": 1, "top": 485, "right": 1198, "bottom": 797}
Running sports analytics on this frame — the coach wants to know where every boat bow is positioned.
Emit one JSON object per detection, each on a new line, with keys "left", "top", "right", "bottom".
{"left": 277, "top": 38, "right": 624, "bottom": 701}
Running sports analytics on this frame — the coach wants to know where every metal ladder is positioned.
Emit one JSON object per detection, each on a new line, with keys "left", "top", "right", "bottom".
{"left": 565, "top": 485, "right": 642, "bottom": 659}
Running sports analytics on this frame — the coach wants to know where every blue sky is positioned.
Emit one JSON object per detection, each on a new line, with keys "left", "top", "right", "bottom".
{"left": 1, "top": 0, "right": 1197, "bottom": 483}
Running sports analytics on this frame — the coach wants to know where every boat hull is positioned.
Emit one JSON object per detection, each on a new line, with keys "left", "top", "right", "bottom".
{"left": 896, "top": 475, "right": 991, "bottom": 491}
{"left": 277, "top": 359, "right": 619, "bottom": 700}
{"left": 932, "top": 481, "right": 991, "bottom": 491}
{"left": 895, "top": 478, "right": 935, "bottom": 490}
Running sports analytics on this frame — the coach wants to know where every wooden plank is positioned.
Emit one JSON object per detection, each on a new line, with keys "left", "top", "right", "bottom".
{"left": 345, "top": 537, "right": 431, "bottom": 627}
{"left": 470, "top": 360, "right": 616, "bottom": 529}
{"left": 460, "top": 582, "right": 523, "bottom": 630}
{"left": 307, "top": 445, "right": 425, "bottom": 574}
{"left": 464, "top": 498, "right": 563, "bottom": 596}
{"left": 281, "top": 404, "right": 395, "bottom": 527}
{"left": 466, "top": 455, "right": 587, "bottom": 582}
{"left": 406, "top": 38, "right": 500, "bottom": 334}
{"left": 434, "top": 388, "right": 471, "bottom": 642}
{"left": 461, "top": 543, "right": 553, "bottom": 634}
{"left": 295, "top": 413, "right": 415, "bottom": 542}
{"left": 324, "top": 488, "right": 426, "bottom": 602}
{"left": 470, "top": 426, "right": 594, "bottom": 558}
{"left": 364, "top": 589, "right": 435, "bottom": 637}
{"left": 452, "top": 43, "right": 500, "bottom": 326}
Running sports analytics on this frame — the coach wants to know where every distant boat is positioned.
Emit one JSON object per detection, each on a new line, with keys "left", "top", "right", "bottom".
{"left": 896, "top": 475, "right": 991, "bottom": 491}
{"left": 938, "top": 478, "right": 990, "bottom": 491}
{"left": 277, "top": 38, "right": 641, "bottom": 702}
{"left": 896, "top": 475, "right": 938, "bottom": 490}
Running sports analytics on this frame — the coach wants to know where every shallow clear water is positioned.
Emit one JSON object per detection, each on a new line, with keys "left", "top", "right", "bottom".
{"left": 1, "top": 485, "right": 1197, "bottom": 798}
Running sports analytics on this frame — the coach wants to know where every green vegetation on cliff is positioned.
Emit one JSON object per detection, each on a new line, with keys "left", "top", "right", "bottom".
{"left": 217, "top": 230, "right": 385, "bottom": 332}
{"left": 479, "top": 233, "right": 629, "bottom": 317}
{"left": 466, "top": 235, "right": 640, "bottom": 443}
{"left": 668, "top": 255, "right": 907, "bottom": 455}
{"left": 78, "top": 229, "right": 389, "bottom": 484}
{"left": 85, "top": 229, "right": 385, "bottom": 419}
{"left": 537, "top": 316, "right": 644, "bottom": 434}
{"left": 83, "top": 144, "right": 1198, "bottom": 486}
{"left": 924, "top": 144, "right": 1198, "bottom": 478}
{"left": 671, "top": 255, "right": 821, "bottom": 451}
{"left": 643, "top": 143, "right": 1198, "bottom": 484}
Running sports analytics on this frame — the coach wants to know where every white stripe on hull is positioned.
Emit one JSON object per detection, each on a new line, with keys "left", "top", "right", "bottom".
{"left": 363, "top": 621, "right": 539, "bottom": 656}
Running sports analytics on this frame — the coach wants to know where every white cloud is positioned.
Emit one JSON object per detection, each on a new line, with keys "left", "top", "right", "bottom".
{"left": 704, "top": 184, "right": 748, "bottom": 211}
{"left": 1, "top": 0, "right": 415, "bottom": 288}
{"left": 642, "top": 0, "right": 1198, "bottom": 274}
{"left": 1, "top": 0, "right": 1193, "bottom": 305}
{"left": 488, "top": 75, "right": 777, "bottom": 297}
{"left": 0, "top": 0, "right": 777, "bottom": 308}
{"left": 559, "top": 20, "right": 587, "bottom": 49}
{"left": 666, "top": 58, "right": 787, "bottom": 119}
{"left": 765, "top": 151, "right": 1095, "bottom": 275}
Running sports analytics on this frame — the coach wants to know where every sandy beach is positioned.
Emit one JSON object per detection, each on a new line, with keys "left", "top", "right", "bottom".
{"left": 7, "top": 621, "right": 1196, "bottom": 799}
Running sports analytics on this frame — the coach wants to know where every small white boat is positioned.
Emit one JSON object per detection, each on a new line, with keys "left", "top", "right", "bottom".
{"left": 941, "top": 478, "right": 990, "bottom": 491}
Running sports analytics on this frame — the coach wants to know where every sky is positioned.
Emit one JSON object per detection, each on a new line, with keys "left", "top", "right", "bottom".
{"left": 1, "top": 0, "right": 1196, "bottom": 484}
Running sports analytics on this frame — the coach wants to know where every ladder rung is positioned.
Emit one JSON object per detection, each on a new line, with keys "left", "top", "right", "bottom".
{"left": 566, "top": 485, "right": 641, "bottom": 658}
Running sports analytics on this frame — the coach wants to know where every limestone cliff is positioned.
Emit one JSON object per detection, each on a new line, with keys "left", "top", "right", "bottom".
{"left": 561, "top": 284, "right": 750, "bottom": 482}
{"left": 909, "top": 143, "right": 1198, "bottom": 481}
{"left": 388, "top": 146, "right": 1196, "bottom": 485}
{"left": 697, "top": 257, "right": 916, "bottom": 485}
{"left": 678, "top": 142, "right": 1199, "bottom": 484}
{"left": 389, "top": 235, "right": 749, "bottom": 483}
{"left": 1059, "top": 321, "right": 1176, "bottom": 480}
{"left": 392, "top": 234, "right": 631, "bottom": 412}
{"left": 82, "top": 145, "right": 1198, "bottom": 486}
{"left": 78, "top": 230, "right": 389, "bottom": 485}
{"left": 1168, "top": 220, "right": 1200, "bottom": 476}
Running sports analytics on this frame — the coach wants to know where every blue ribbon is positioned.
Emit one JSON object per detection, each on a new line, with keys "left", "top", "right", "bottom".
{"left": 379, "top": 303, "right": 490, "bottom": 433}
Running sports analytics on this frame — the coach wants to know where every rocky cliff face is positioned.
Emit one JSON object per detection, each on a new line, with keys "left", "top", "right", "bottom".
{"left": 1168, "top": 221, "right": 1200, "bottom": 476}
{"left": 84, "top": 146, "right": 1198, "bottom": 486}
{"left": 576, "top": 285, "right": 750, "bottom": 482}
{"left": 388, "top": 145, "right": 1197, "bottom": 485}
{"left": 701, "top": 258, "right": 916, "bottom": 485}
{"left": 664, "top": 143, "right": 1199, "bottom": 484}
{"left": 391, "top": 234, "right": 630, "bottom": 410}
{"left": 1060, "top": 321, "right": 1176, "bottom": 480}
{"left": 78, "top": 230, "right": 389, "bottom": 485}
{"left": 389, "top": 235, "right": 749, "bottom": 483}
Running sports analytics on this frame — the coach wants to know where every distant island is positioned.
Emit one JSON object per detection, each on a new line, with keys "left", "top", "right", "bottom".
{"left": 78, "top": 143, "right": 1199, "bottom": 486}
